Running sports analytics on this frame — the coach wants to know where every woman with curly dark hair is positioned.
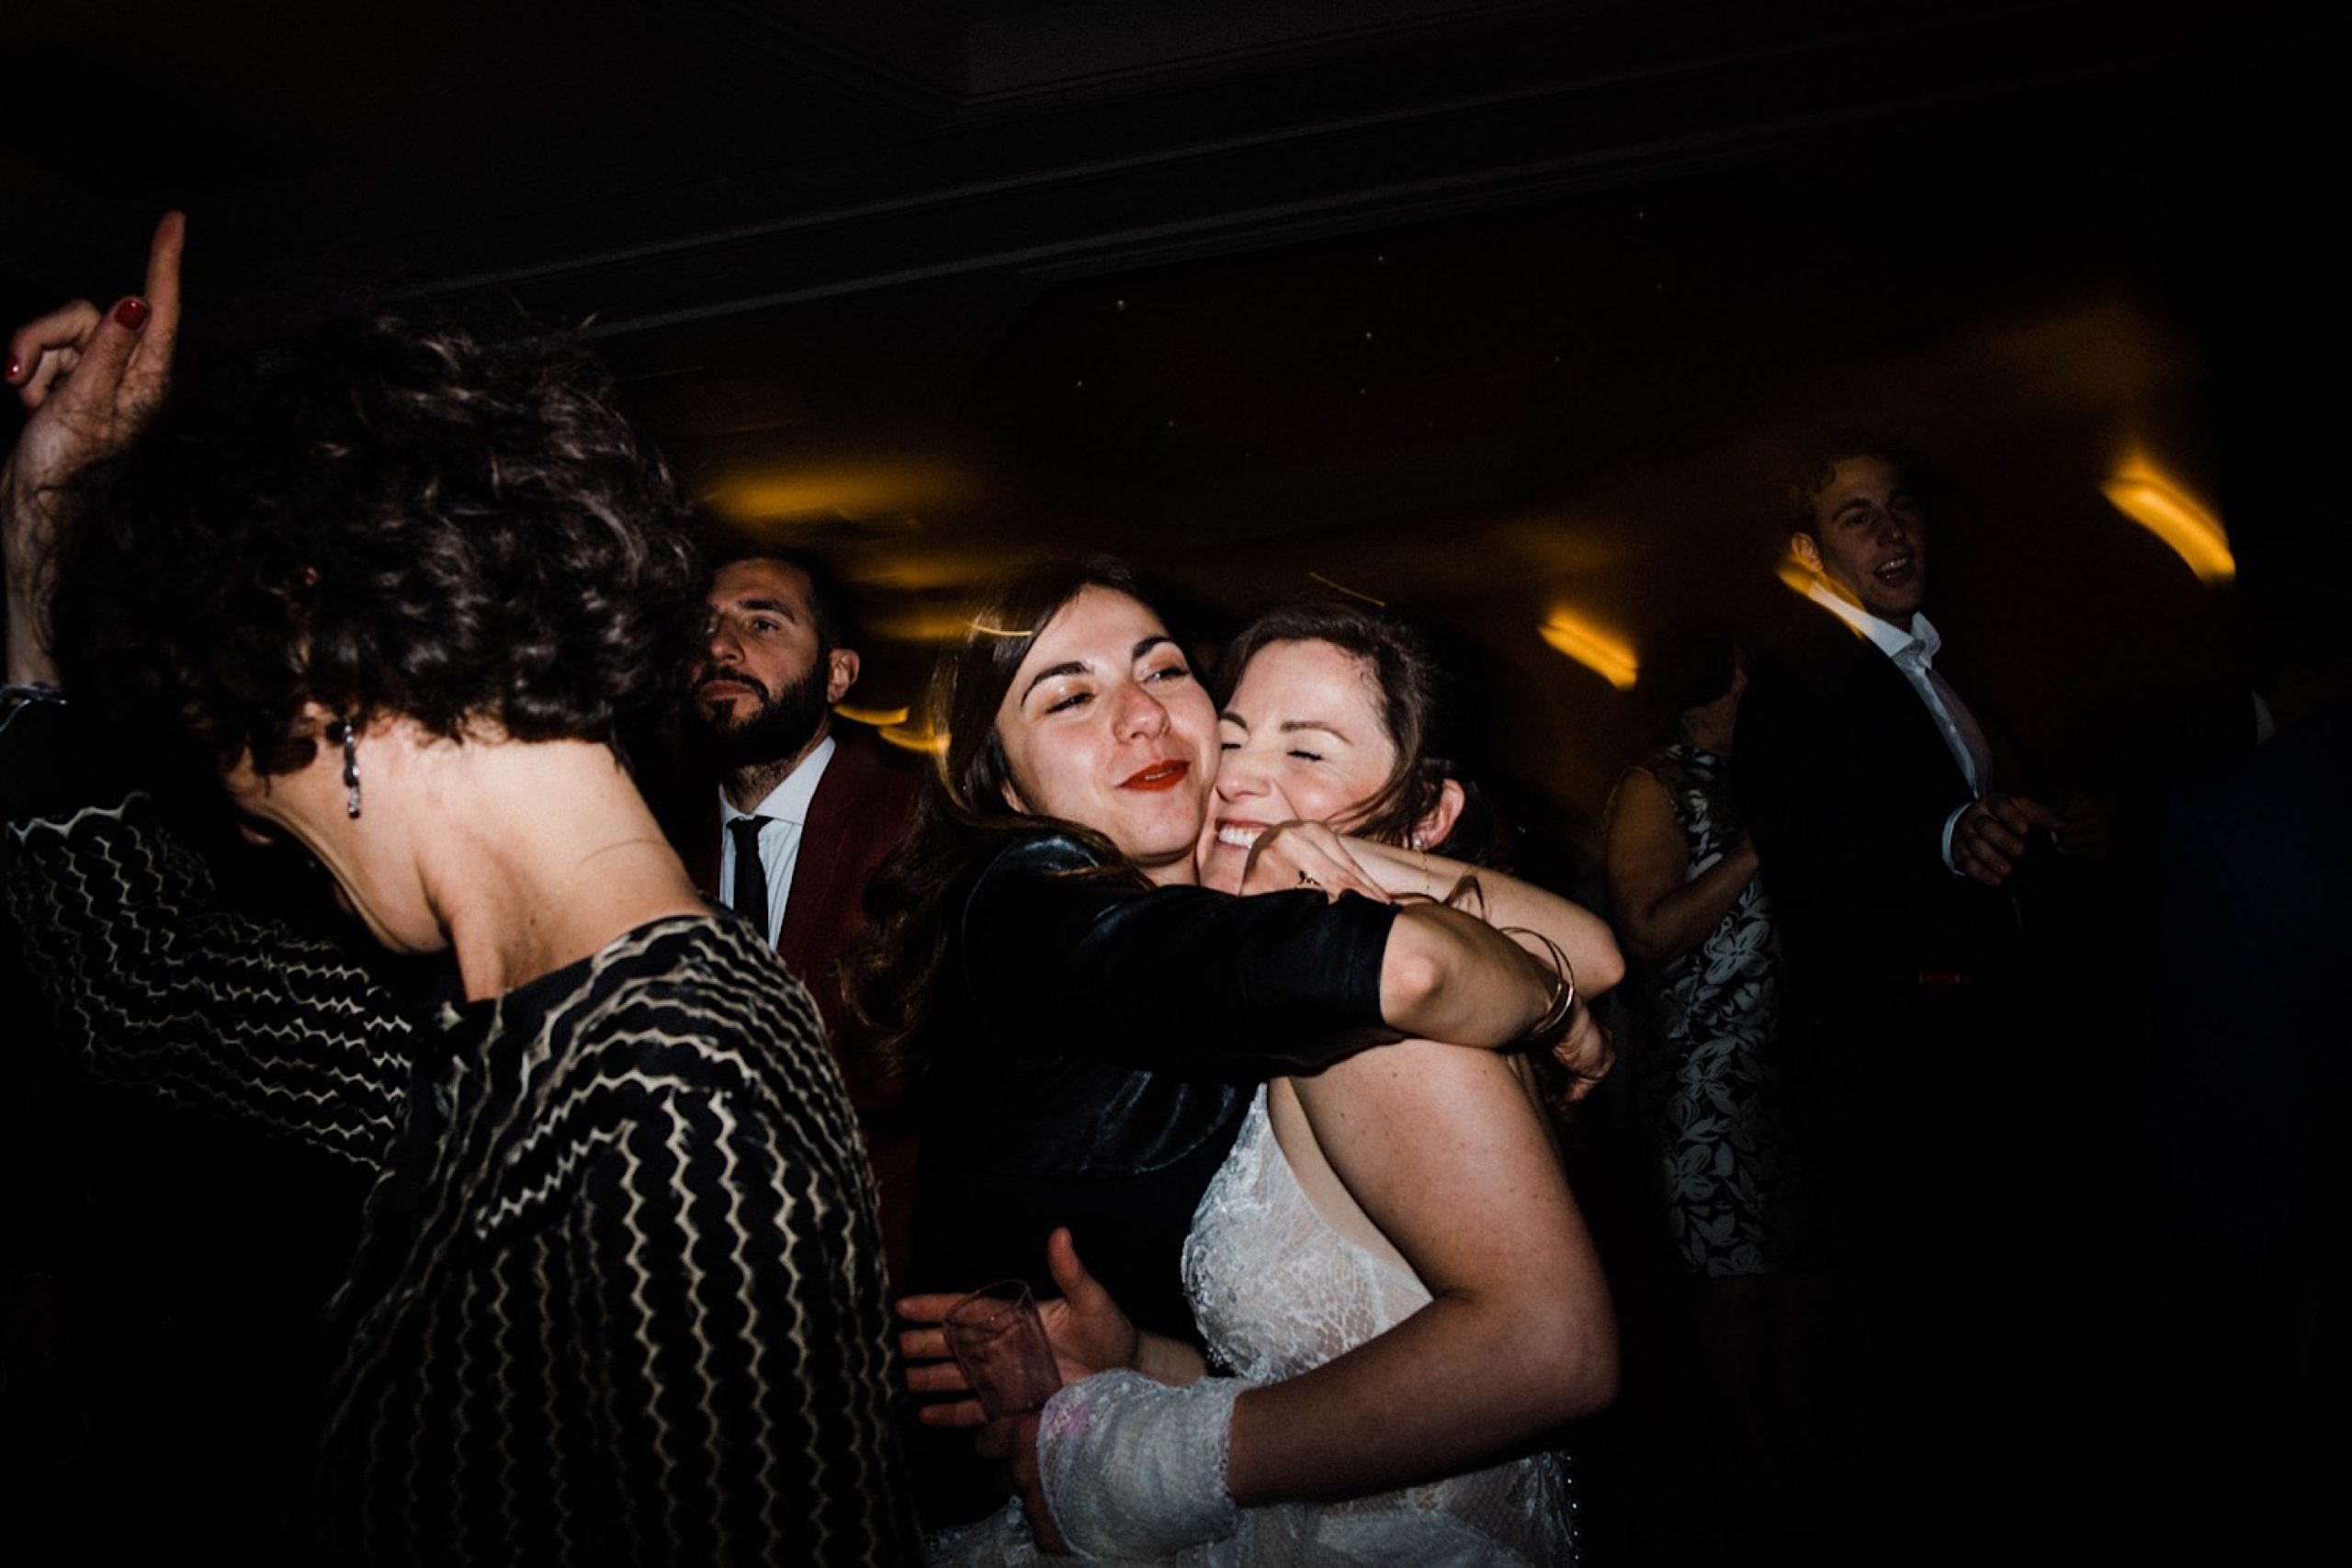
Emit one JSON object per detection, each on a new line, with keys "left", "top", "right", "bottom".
{"left": 1, "top": 217, "right": 918, "bottom": 1565}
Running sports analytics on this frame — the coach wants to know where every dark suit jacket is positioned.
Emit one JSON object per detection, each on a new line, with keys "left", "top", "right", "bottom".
{"left": 1735, "top": 597, "right": 2020, "bottom": 1016}
{"left": 681, "top": 728, "right": 922, "bottom": 1280}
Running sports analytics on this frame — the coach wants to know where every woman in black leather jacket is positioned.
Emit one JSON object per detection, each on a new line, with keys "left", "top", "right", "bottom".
{"left": 848, "top": 560, "right": 1585, "bottom": 1526}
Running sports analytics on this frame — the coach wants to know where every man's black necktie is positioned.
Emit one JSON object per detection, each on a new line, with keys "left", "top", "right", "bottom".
{"left": 728, "top": 816, "right": 773, "bottom": 942}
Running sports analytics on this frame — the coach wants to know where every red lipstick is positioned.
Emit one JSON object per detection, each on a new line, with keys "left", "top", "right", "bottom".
{"left": 1122, "top": 760, "right": 1191, "bottom": 792}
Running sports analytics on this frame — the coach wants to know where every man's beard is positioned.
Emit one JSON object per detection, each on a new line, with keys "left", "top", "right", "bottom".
{"left": 693, "top": 663, "right": 831, "bottom": 770}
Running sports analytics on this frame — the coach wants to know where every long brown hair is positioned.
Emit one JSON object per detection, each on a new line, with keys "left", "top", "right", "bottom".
{"left": 842, "top": 557, "right": 1170, "bottom": 1073}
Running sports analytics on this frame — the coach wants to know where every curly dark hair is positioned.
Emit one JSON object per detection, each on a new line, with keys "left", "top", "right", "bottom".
{"left": 842, "top": 556, "right": 1162, "bottom": 1073}
{"left": 51, "top": 309, "right": 702, "bottom": 780}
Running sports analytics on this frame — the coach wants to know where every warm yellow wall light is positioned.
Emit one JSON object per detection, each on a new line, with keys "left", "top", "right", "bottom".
{"left": 2102, "top": 453, "right": 2234, "bottom": 584}
{"left": 1539, "top": 611, "right": 1640, "bottom": 691}
{"left": 864, "top": 606, "right": 994, "bottom": 644}
{"left": 834, "top": 704, "right": 910, "bottom": 728}
{"left": 709, "top": 461, "right": 964, "bottom": 522}
{"left": 879, "top": 721, "right": 949, "bottom": 757}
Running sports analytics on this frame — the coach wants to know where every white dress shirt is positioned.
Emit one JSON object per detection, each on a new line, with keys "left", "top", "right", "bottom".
{"left": 1806, "top": 581, "right": 1994, "bottom": 871}
{"left": 717, "top": 733, "right": 836, "bottom": 946}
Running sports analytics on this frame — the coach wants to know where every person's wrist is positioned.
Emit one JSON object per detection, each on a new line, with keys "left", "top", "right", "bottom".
{"left": 1500, "top": 926, "right": 1577, "bottom": 1044}
{"left": 6, "top": 625, "right": 60, "bottom": 688}
{"left": 1939, "top": 801, "right": 1973, "bottom": 876}
{"left": 1037, "top": 1371, "right": 1245, "bottom": 1557}
{"left": 0, "top": 678, "right": 66, "bottom": 741}
{"left": 1132, "top": 1331, "right": 1189, "bottom": 1383}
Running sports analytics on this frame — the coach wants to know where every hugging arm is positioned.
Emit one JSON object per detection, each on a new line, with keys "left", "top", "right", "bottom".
{"left": 918, "top": 1044, "right": 1615, "bottom": 1550}
{"left": 1242, "top": 821, "right": 1617, "bottom": 1087}
{"left": 960, "top": 834, "right": 1555, "bottom": 1073}
{"left": 1223, "top": 1044, "right": 1616, "bottom": 1504}
{"left": 1375, "top": 902, "right": 1564, "bottom": 1047}
{"left": 1012, "top": 1043, "right": 1617, "bottom": 1555}
{"left": 1309, "top": 829, "right": 1625, "bottom": 996}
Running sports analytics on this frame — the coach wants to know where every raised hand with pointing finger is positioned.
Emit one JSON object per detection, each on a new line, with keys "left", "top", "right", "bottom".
{"left": 5, "top": 211, "right": 185, "bottom": 686}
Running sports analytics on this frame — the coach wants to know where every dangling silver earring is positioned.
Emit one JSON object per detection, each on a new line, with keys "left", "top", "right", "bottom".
{"left": 336, "top": 720, "right": 362, "bottom": 818}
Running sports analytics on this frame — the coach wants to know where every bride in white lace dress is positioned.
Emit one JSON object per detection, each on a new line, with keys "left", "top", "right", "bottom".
{"left": 918, "top": 604, "right": 1621, "bottom": 1565}
{"left": 1171, "top": 1073, "right": 1577, "bottom": 1565}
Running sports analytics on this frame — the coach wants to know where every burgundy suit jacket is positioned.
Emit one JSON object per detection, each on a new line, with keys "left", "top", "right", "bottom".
{"left": 683, "top": 728, "right": 922, "bottom": 1283}
{"left": 684, "top": 731, "right": 916, "bottom": 1038}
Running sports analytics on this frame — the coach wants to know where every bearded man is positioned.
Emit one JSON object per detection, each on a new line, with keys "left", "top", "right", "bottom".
{"left": 688, "top": 547, "right": 920, "bottom": 1285}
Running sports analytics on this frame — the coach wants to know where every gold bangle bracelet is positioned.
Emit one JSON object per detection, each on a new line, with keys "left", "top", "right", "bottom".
{"left": 1498, "top": 925, "right": 1577, "bottom": 1043}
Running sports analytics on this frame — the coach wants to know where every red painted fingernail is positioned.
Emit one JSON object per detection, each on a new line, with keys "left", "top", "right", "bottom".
{"left": 114, "top": 297, "right": 151, "bottom": 331}
{"left": 3, "top": 355, "right": 19, "bottom": 381}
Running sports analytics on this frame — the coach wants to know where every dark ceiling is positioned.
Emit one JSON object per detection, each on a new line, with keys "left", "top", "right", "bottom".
{"left": 1, "top": 0, "right": 2331, "bottom": 843}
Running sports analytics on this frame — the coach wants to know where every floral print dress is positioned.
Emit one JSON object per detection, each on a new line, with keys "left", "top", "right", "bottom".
{"left": 1632, "top": 742, "right": 1799, "bottom": 1277}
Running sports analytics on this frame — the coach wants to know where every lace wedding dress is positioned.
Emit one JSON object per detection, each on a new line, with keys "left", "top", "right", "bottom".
{"left": 929, "top": 1087, "right": 1577, "bottom": 1565}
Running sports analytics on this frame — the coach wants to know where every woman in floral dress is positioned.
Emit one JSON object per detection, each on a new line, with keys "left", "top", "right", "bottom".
{"left": 1607, "top": 634, "right": 1785, "bottom": 1270}
{"left": 1606, "top": 626, "right": 1828, "bottom": 1542}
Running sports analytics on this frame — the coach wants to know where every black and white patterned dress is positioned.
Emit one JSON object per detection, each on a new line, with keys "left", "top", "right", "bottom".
{"left": 1, "top": 703, "right": 918, "bottom": 1565}
{"left": 1630, "top": 742, "right": 1798, "bottom": 1278}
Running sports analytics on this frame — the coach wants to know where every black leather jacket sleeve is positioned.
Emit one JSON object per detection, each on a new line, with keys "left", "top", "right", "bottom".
{"left": 955, "top": 831, "right": 1399, "bottom": 1076}
{"left": 910, "top": 830, "right": 1405, "bottom": 1348}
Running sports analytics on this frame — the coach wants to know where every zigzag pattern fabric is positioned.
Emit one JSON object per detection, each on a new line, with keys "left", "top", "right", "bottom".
{"left": 6, "top": 799, "right": 413, "bottom": 1169}
{"left": 4, "top": 733, "right": 919, "bottom": 1564}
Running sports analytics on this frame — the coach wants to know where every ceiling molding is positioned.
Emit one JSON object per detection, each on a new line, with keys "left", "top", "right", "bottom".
{"left": 391, "top": 10, "right": 2176, "bottom": 346}
{"left": 653, "top": 0, "right": 1560, "bottom": 108}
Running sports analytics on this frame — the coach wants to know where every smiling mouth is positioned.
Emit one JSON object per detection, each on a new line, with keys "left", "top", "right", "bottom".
{"left": 1213, "top": 823, "right": 1263, "bottom": 850}
{"left": 1122, "top": 760, "right": 1191, "bottom": 791}
{"left": 1875, "top": 555, "right": 1917, "bottom": 582}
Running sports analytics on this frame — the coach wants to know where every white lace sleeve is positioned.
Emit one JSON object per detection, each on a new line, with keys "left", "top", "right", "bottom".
{"left": 1037, "top": 1370, "right": 1250, "bottom": 1560}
